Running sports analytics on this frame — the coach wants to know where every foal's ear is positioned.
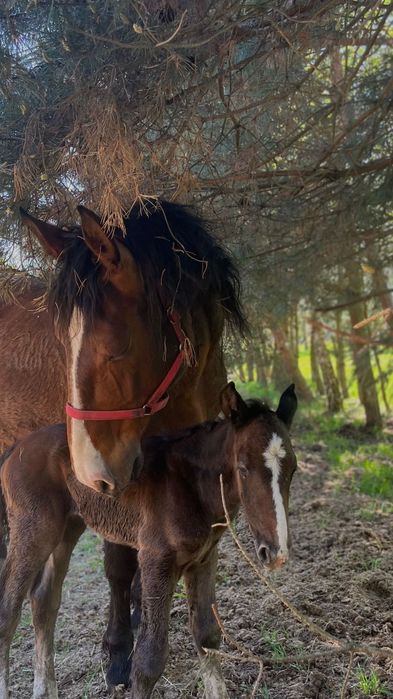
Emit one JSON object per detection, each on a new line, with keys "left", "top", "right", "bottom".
{"left": 20, "top": 209, "right": 72, "bottom": 258}
{"left": 77, "top": 205, "right": 120, "bottom": 274}
{"left": 276, "top": 384, "right": 297, "bottom": 429}
{"left": 220, "top": 382, "right": 248, "bottom": 424}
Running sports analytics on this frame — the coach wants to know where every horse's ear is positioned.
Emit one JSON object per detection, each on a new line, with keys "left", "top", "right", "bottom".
{"left": 276, "top": 384, "right": 297, "bottom": 428}
{"left": 77, "top": 205, "right": 120, "bottom": 273}
{"left": 20, "top": 209, "right": 72, "bottom": 258}
{"left": 220, "top": 382, "right": 248, "bottom": 424}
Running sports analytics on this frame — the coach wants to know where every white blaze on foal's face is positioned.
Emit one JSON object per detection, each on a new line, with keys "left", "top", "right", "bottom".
{"left": 264, "top": 432, "right": 288, "bottom": 557}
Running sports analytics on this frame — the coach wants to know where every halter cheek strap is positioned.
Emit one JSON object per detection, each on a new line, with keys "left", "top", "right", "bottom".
{"left": 65, "top": 310, "right": 189, "bottom": 421}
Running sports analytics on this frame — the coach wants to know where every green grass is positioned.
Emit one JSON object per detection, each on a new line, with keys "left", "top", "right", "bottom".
{"left": 260, "top": 628, "right": 286, "bottom": 659}
{"left": 331, "top": 443, "right": 393, "bottom": 500}
{"left": 174, "top": 578, "right": 186, "bottom": 601}
{"left": 293, "top": 404, "right": 393, "bottom": 500}
{"left": 357, "top": 459, "right": 393, "bottom": 498}
{"left": 76, "top": 530, "right": 104, "bottom": 573}
{"left": 357, "top": 501, "right": 393, "bottom": 520}
{"left": 360, "top": 557, "right": 382, "bottom": 571}
{"left": 357, "top": 669, "right": 392, "bottom": 696}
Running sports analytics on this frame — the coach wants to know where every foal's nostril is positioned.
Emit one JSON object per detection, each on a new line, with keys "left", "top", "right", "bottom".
{"left": 258, "top": 545, "right": 271, "bottom": 565}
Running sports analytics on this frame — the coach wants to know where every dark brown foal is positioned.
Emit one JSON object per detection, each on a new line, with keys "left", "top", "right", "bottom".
{"left": 0, "top": 383, "right": 297, "bottom": 699}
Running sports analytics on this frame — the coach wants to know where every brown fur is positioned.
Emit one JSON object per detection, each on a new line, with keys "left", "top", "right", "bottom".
{"left": 0, "top": 278, "right": 65, "bottom": 451}
{"left": 0, "top": 384, "right": 297, "bottom": 699}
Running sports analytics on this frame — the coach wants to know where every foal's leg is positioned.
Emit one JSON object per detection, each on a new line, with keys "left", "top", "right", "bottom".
{"left": 130, "top": 551, "right": 177, "bottom": 699}
{"left": 184, "top": 547, "right": 229, "bottom": 699}
{"left": 0, "top": 520, "right": 60, "bottom": 699}
{"left": 30, "top": 514, "right": 85, "bottom": 699}
{"left": 0, "top": 495, "right": 7, "bottom": 566}
{"left": 103, "top": 542, "right": 139, "bottom": 688}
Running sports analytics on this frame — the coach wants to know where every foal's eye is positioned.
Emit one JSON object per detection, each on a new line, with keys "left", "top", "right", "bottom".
{"left": 238, "top": 462, "right": 248, "bottom": 479}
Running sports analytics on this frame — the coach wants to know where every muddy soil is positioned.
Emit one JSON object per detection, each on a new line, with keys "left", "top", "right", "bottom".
{"left": 8, "top": 435, "right": 393, "bottom": 698}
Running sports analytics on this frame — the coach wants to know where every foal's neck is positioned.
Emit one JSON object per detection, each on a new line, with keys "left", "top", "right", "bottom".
{"left": 67, "top": 419, "right": 240, "bottom": 545}
{"left": 155, "top": 419, "right": 240, "bottom": 521}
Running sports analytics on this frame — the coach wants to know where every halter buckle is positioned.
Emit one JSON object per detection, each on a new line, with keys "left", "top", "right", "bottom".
{"left": 143, "top": 404, "right": 152, "bottom": 415}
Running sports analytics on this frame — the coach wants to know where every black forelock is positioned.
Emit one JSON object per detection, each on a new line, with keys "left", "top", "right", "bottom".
{"left": 48, "top": 200, "right": 248, "bottom": 338}
{"left": 237, "top": 399, "right": 276, "bottom": 426}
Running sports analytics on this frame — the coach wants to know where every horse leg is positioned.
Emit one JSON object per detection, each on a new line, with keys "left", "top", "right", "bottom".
{"left": 0, "top": 520, "right": 60, "bottom": 699}
{"left": 103, "top": 542, "right": 139, "bottom": 688}
{"left": 30, "top": 514, "right": 85, "bottom": 699}
{"left": 183, "top": 547, "right": 229, "bottom": 699}
{"left": 130, "top": 551, "right": 177, "bottom": 699}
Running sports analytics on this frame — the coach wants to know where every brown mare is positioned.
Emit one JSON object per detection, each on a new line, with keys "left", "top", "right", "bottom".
{"left": 0, "top": 200, "right": 247, "bottom": 686}
{"left": 0, "top": 382, "right": 297, "bottom": 699}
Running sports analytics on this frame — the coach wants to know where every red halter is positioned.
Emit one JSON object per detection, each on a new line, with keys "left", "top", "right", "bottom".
{"left": 65, "top": 310, "right": 189, "bottom": 421}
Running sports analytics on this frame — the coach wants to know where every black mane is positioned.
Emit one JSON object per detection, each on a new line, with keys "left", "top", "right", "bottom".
{"left": 143, "top": 398, "right": 274, "bottom": 452}
{"left": 141, "top": 398, "right": 275, "bottom": 476}
{"left": 48, "top": 200, "right": 247, "bottom": 337}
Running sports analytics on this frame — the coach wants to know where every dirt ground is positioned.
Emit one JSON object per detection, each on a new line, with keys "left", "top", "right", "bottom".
{"left": 8, "top": 432, "right": 393, "bottom": 699}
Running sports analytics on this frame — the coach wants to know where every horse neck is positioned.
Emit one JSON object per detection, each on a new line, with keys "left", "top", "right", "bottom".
{"left": 145, "top": 309, "right": 226, "bottom": 434}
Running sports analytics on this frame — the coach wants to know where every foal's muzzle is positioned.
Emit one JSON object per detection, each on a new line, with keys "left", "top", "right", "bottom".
{"left": 256, "top": 542, "right": 288, "bottom": 570}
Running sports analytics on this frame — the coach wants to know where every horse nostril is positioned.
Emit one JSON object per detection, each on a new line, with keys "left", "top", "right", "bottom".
{"left": 93, "top": 480, "right": 115, "bottom": 495}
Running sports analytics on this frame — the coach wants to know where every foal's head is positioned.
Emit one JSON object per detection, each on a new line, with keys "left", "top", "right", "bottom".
{"left": 221, "top": 382, "right": 298, "bottom": 571}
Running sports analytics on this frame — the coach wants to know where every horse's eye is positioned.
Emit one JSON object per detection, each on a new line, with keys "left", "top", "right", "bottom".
{"left": 106, "top": 352, "right": 126, "bottom": 363}
{"left": 105, "top": 336, "right": 132, "bottom": 362}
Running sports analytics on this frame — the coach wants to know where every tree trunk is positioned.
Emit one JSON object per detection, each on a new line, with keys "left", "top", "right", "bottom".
{"left": 271, "top": 346, "right": 291, "bottom": 391}
{"left": 294, "top": 306, "right": 299, "bottom": 361}
{"left": 367, "top": 247, "right": 393, "bottom": 335}
{"left": 314, "top": 328, "right": 342, "bottom": 413}
{"left": 270, "top": 322, "right": 313, "bottom": 402}
{"left": 335, "top": 310, "right": 348, "bottom": 398}
{"left": 246, "top": 346, "right": 255, "bottom": 382}
{"left": 310, "top": 316, "right": 324, "bottom": 395}
{"left": 372, "top": 347, "right": 389, "bottom": 413}
{"left": 255, "top": 347, "right": 268, "bottom": 385}
{"left": 346, "top": 265, "right": 382, "bottom": 428}
{"left": 238, "top": 356, "right": 246, "bottom": 383}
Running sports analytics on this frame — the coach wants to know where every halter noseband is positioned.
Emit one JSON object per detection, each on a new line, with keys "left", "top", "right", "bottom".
{"left": 65, "top": 310, "right": 189, "bottom": 422}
